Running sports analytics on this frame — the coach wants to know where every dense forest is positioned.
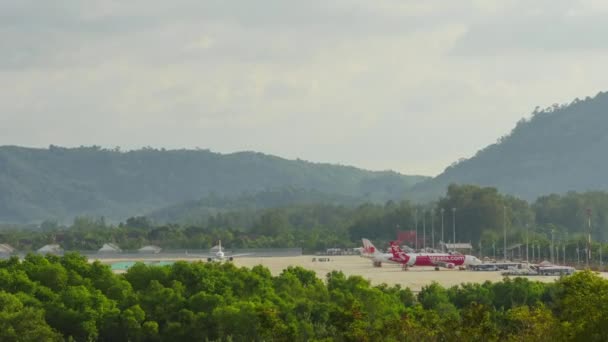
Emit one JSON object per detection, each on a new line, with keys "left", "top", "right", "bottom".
{"left": 413, "top": 91, "right": 608, "bottom": 201}
{"left": 146, "top": 187, "right": 365, "bottom": 224}
{"left": 0, "top": 146, "right": 426, "bottom": 223}
{"left": 1, "top": 253, "right": 608, "bottom": 341}
{"left": 4, "top": 185, "right": 608, "bottom": 263}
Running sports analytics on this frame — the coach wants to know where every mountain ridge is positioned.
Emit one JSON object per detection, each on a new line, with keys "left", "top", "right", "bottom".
{"left": 0, "top": 145, "right": 427, "bottom": 223}
{"left": 412, "top": 91, "right": 608, "bottom": 200}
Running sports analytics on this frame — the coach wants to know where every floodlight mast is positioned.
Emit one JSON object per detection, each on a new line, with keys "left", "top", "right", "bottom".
{"left": 503, "top": 206, "right": 507, "bottom": 262}
{"left": 452, "top": 208, "right": 456, "bottom": 252}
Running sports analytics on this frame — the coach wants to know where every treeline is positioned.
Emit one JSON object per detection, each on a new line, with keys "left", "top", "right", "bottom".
{"left": 146, "top": 187, "right": 365, "bottom": 224}
{"left": 3, "top": 185, "right": 608, "bottom": 257}
{"left": 1, "top": 253, "right": 608, "bottom": 341}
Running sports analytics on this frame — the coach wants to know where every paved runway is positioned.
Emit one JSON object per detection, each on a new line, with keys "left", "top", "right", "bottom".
{"left": 92, "top": 254, "right": 601, "bottom": 292}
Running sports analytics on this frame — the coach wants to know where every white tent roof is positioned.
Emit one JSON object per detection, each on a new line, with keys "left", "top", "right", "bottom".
{"left": 37, "top": 244, "right": 63, "bottom": 254}
{"left": 0, "top": 244, "right": 15, "bottom": 254}
{"left": 98, "top": 243, "right": 122, "bottom": 253}
{"left": 138, "top": 245, "right": 162, "bottom": 253}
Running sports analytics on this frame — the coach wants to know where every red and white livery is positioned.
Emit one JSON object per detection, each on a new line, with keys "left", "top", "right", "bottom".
{"left": 388, "top": 241, "right": 481, "bottom": 269}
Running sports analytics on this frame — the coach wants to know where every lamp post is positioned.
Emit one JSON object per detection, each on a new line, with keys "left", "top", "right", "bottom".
{"left": 441, "top": 208, "right": 445, "bottom": 252}
{"left": 532, "top": 243, "right": 535, "bottom": 261}
{"left": 587, "top": 208, "right": 592, "bottom": 268}
{"left": 431, "top": 208, "right": 435, "bottom": 250}
{"left": 503, "top": 206, "right": 507, "bottom": 262}
{"left": 414, "top": 208, "right": 418, "bottom": 251}
{"left": 551, "top": 229, "right": 555, "bottom": 264}
{"left": 423, "top": 211, "right": 426, "bottom": 251}
{"left": 452, "top": 208, "right": 456, "bottom": 252}
{"left": 600, "top": 241, "right": 603, "bottom": 268}
{"left": 524, "top": 224, "right": 528, "bottom": 263}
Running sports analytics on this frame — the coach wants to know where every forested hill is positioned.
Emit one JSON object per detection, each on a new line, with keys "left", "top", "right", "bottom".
{"left": 147, "top": 187, "right": 365, "bottom": 224}
{"left": 412, "top": 91, "right": 608, "bottom": 201}
{"left": 0, "top": 146, "right": 427, "bottom": 223}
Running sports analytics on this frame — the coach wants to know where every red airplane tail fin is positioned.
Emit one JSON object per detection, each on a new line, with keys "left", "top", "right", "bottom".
{"left": 388, "top": 241, "right": 408, "bottom": 262}
{"left": 361, "top": 238, "right": 378, "bottom": 255}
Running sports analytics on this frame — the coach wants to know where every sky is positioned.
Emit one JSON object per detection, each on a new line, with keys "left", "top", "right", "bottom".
{"left": 2, "top": 0, "right": 608, "bottom": 176}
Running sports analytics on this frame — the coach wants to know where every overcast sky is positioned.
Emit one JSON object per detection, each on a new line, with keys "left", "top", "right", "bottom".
{"left": 2, "top": 0, "right": 608, "bottom": 176}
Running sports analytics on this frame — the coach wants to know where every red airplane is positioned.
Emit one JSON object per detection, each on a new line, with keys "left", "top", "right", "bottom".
{"left": 388, "top": 241, "right": 481, "bottom": 269}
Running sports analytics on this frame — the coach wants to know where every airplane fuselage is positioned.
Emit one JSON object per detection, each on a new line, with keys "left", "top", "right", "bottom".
{"left": 392, "top": 253, "right": 466, "bottom": 267}
{"left": 389, "top": 245, "right": 481, "bottom": 267}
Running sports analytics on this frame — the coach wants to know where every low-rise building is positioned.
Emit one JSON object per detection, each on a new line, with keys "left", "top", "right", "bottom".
{"left": 98, "top": 243, "right": 122, "bottom": 253}
{"left": 138, "top": 245, "right": 162, "bottom": 254}
{"left": 441, "top": 242, "right": 473, "bottom": 254}
{"left": 0, "top": 243, "right": 15, "bottom": 255}
{"left": 37, "top": 244, "right": 63, "bottom": 255}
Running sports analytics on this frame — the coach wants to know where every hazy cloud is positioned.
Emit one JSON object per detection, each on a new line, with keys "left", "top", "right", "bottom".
{"left": 2, "top": 1, "right": 608, "bottom": 175}
{"left": 451, "top": 0, "right": 608, "bottom": 55}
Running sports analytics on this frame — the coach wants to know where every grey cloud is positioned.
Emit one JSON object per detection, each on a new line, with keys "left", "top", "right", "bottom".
{"left": 450, "top": 1, "right": 608, "bottom": 55}
{"left": 0, "top": 1, "right": 452, "bottom": 70}
{"left": 3, "top": 1, "right": 608, "bottom": 175}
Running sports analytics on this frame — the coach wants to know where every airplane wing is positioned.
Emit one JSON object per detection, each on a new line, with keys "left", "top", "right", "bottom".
{"left": 227, "top": 253, "right": 252, "bottom": 258}
{"left": 186, "top": 253, "right": 216, "bottom": 258}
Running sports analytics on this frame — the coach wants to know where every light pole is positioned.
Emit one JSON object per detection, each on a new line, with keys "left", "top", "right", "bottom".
{"left": 587, "top": 208, "right": 592, "bottom": 268}
{"left": 503, "top": 206, "right": 507, "bottom": 262}
{"left": 550, "top": 229, "right": 555, "bottom": 264}
{"left": 423, "top": 211, "right": 426, "bottom": 251}
{"left": 452, "top": 208, "right": 456, "bottom": 252}
{"left": 441, "top": 208, "right": 445, "bottom": 252}
{"left": 526, "top": 224, "right": 529, "bottom": 264}
{"left": 414, "top": 208, "right": 418, "bottom": 251}
{"left": 431, "top": 208, "right": 435, "bottom": 250}
{"left": 600, "top": 241, "right": 603, "bottom": 268}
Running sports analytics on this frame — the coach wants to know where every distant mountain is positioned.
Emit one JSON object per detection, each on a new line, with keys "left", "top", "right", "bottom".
{"left": 412, "top": 91, "right": 608, "bottom": 201}
{"left": 0, "top": 146, "right": 427, "bottom": 223}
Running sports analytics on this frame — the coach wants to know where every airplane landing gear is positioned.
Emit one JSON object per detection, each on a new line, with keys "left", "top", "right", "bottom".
{"left": 402, "top": 264, "right": 409, "bottom": 271}
{"left": 373, "top": 261, "right": 382, "bottom": 267}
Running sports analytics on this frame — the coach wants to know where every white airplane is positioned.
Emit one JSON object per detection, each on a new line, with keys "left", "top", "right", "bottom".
{"left": 194, "top": 240, "right": 252, "bottom": 262}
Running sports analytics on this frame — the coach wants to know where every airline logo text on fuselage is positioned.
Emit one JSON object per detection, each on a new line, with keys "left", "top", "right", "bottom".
{"left": 427, "top": 256, "right": 463, "bottom": 262}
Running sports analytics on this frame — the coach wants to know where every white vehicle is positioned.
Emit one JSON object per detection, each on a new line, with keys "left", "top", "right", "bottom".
{"left": 535, "top": 265, "right": 575, "bottom": 276}
{"left": 469, "top": 264, "right": 499, "bottom": 271}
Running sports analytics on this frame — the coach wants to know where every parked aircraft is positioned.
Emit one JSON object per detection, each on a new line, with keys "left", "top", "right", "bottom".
{"left": 388, "top": 241, "right": 482, "bottom": 269}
